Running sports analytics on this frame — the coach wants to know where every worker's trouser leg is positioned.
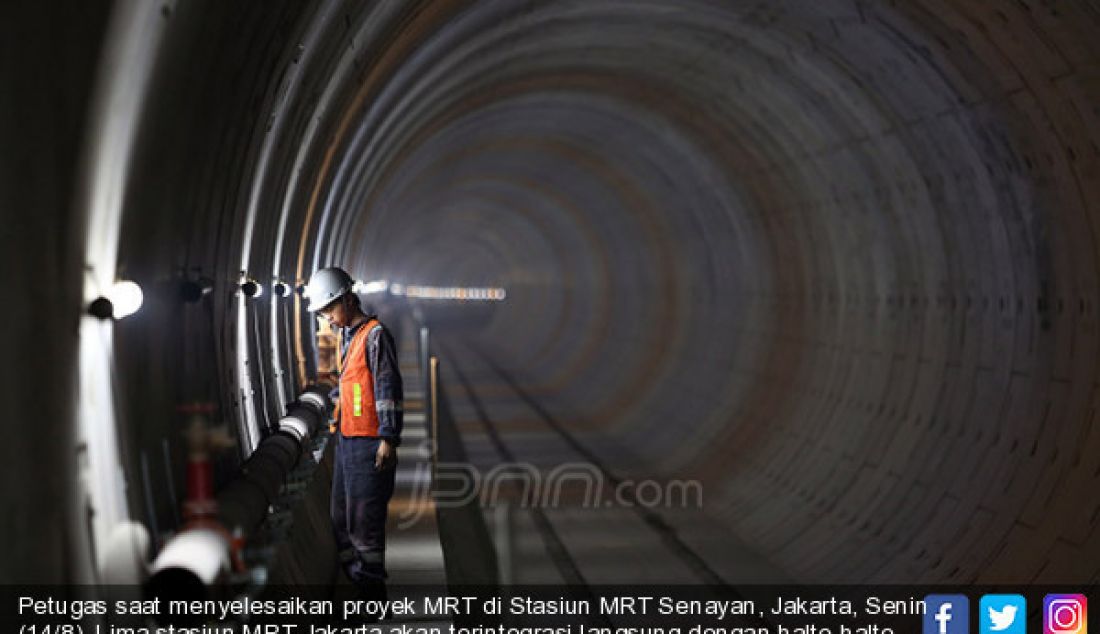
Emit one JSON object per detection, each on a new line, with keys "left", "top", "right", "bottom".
{"left": 331, "top": 434, "right": 397, "bottom": 587}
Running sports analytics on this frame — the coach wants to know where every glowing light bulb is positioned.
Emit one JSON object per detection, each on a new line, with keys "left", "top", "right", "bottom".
{"left": 108, "top": 280, "right": 144, "bottom": 318}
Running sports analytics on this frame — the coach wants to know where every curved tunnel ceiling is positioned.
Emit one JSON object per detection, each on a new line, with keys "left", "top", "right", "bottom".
{"left": 6, "top": 0, "right": 1100, "bottom": 584}
{"left": 302, "top": 0, "right": 1100, "bottom": 583}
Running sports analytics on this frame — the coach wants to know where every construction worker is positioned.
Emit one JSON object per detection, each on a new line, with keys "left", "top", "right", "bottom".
{"left": 305, "top": 266, "right": 403, "bottom": 601}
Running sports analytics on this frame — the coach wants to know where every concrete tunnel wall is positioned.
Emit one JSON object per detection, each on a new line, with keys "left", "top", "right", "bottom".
{"left": 2, "top": 0, "right": 1099, "bottom": 584}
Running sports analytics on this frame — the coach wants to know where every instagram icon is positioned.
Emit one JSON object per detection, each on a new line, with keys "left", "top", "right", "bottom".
{"left": 1045, "top": 594, "right": 1088, "bottom": 634}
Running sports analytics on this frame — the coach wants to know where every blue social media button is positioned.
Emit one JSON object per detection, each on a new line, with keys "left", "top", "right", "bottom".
{"left": 981, "top": 595, "right": 1026, "bottom": 634}
{"left": 926, "top": 595, "right": 971, "bottom": 634}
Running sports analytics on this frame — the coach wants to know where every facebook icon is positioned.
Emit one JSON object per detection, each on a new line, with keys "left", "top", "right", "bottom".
{"left": 925, "top": 595, "right": 970, "bottom": 634}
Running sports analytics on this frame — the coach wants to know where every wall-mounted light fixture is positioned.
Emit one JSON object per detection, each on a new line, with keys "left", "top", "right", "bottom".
{"left": 271, "top": 279, "right": 292, "bottom": 299}
{"left": 239, "top": 273, "right": 262, "bottom": 299}
{"left": 180, "top": 276, "right": 214, "bottom": 304}
{"left": 352, "top": 279, "right": 389, "bottom": 294}
{"left": 389, "top": 283, "right": 507, "bottom": 302}
{"left": 88, "top": 280, "right": 145, "bottom": 320}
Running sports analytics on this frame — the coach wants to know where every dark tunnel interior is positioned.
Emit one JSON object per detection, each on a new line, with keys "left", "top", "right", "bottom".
{"left": 3, "top": 0, "right": 1100, "bottom": 591}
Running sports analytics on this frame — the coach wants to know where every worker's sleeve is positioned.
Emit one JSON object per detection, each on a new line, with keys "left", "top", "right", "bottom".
{"left": 329, "top": 335, "right": 346, "bottom": 430}
{"left": 366, "top": 324, "right": 403, "bottom": 445}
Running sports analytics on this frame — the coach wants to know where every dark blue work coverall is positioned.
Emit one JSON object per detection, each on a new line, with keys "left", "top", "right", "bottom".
{"left": 331, "top": 316, "right": 403, "bottom": 588}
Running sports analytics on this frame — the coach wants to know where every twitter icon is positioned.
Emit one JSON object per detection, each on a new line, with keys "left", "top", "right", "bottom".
{"left": 981, "top": 595, "right": 1027, "bottom": 634}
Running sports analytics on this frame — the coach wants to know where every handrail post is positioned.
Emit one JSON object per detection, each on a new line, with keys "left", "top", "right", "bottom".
{"left": 418, "top": 326, "right": 430, "bottom": 421}
{"left": 429, "top": 355, "right": 439, "bottom": 474}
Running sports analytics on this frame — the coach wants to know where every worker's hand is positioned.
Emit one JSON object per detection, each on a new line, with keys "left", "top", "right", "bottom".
{"left": 375, "top": 438, "right": 396, "bottom": 470}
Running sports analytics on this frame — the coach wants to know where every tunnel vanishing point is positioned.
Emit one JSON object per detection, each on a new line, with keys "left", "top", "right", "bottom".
{"left": 2, "top": 0, "right": 1100, "bottom": 586}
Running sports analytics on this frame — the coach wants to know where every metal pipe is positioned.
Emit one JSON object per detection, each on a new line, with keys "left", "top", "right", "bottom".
{"left": 146, "top": 527, "right": 231, "bottom": 600}
{"left": 145, "top": 386, "right": 332, "bottom": 600}
{"left": 297, "top": 385, "right": 327, "bottom": 415}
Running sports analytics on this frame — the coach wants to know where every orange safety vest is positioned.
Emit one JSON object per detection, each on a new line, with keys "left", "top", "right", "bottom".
{"left": 333, "top": 319, "right": 382, "bottom": 437}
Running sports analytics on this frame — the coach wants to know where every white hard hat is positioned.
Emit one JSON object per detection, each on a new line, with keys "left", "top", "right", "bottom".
{"left": 305, "top": 267, "right": 353, "bottom": 312}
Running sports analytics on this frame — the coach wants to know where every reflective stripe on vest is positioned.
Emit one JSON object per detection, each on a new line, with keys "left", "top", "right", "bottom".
{"left": 337, "top": 319, "right": 382, "bottom": 437}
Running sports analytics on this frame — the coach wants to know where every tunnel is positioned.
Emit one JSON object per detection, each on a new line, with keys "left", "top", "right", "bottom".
{"left": 3, "top": 0, "right": 1100, "bottom": 599}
